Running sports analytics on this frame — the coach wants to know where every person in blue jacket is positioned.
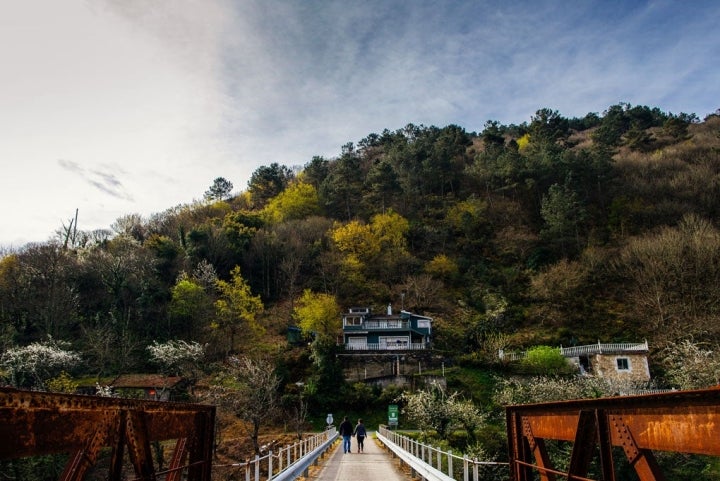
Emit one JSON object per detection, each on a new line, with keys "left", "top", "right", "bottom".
{"left": 339, "top": 416, "right": 354, "bottom": 453}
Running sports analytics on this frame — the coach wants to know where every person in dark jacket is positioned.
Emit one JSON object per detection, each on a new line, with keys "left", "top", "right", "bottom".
{"left": 353, "top": 419, "right": 367, "bottom": 453}
{"left": 339, "top": 416, "right": 354, "bottom": 453}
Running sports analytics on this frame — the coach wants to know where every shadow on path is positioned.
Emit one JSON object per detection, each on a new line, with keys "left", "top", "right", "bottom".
{"left": 312, "top": 432, "right": 409, "bottom": 481}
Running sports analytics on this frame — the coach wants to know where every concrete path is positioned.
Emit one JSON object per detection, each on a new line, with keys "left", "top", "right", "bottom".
{"left": 313, "top": 432, "right": 409, "bottom": 481}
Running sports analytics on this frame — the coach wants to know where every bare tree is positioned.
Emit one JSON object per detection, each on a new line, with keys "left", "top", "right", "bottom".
{"left": 208, "top": 356, "right": 280, "bottom": 454}
{"left": 614, "top": 214, "right": 720, "bottom": 345}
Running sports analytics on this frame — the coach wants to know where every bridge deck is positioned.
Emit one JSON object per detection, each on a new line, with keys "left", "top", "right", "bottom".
{"left": 314, "top": 431, "right": 408, "bottom": 481}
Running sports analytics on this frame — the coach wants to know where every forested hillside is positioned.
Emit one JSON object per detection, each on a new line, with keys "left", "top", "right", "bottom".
{"left": 2, "top": 103, "right": 720, "bottom": 390}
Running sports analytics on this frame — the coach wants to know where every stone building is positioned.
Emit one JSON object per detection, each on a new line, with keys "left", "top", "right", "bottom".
{"left": 562, "top": 341, "right": 651, "bottom": 383}
{"left": 500, "top": 341, "right": 652, "bottom": 383}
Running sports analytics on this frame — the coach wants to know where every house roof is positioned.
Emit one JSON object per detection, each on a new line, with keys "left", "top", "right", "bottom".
{"left": 110, "top": 374, "right": 184, "bottom": 389}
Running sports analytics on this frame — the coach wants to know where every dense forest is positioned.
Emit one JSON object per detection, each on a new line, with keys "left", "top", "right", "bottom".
{"left": 3, "top": 102, "right": 720, "bottom": 478}
{"left": 3, "top": 104, "right": 720, "bottom": 462}
{"left": 3, "top": 103, "right": 720, "bottom": 372}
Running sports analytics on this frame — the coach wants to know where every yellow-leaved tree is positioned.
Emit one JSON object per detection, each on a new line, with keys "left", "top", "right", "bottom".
{"left": 370, "top": 209, "right": 409, "bottom": 253}
{"left": 517, "top": 133, "right": 530, "bottom": 150}
{"left": 293, "top": 289, "right": 341, "bottom": 340}
{"left": 425, "top": 254, "right": 459, "bottom": 281}
{"left": 262, "top": 181, "right": 321, "bottom": 223}
{"left": 213, "top": 266, "right": 264, "bottom": 356}
{"left": 330, "top": 210, "right": 412, "bottom": 288}
{"left": 330, "top": 220, "right": 380, "bottom": 264}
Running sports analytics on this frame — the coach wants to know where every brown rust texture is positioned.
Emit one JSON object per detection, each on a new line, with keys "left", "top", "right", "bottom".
{"left": 0, "top": 387, "right": 215, "bottom": 481}
{"left": 506, "top": 387, "right": 720, "bottom": 481}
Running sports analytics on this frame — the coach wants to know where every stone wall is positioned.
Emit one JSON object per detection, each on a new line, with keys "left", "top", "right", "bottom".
{"left": 591, "top": 353, "right": 650, "bottom": 383}
{"left": 340, "top": 351, "right": 441, "bottom": 384}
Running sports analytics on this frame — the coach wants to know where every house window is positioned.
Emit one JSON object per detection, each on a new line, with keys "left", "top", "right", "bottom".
{"left": 344, "top": 316, "right": 363, "bottom": 326}
{"left": 380, "top": 336, "right": 409, "bottom": 349}
{"left": 616, "top": 357, "right": 630, "bottom": 371}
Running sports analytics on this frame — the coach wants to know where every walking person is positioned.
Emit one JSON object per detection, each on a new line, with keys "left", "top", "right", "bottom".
{"left": 353, "top": 418, "right": 367, "bottom": 453}
{"left": 339, "top": 416, "right": 354, "bottom": 453}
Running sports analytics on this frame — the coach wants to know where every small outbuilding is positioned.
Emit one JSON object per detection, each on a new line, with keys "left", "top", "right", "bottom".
{"left": 110, "top": 374, "right": 185, "bottom": 401}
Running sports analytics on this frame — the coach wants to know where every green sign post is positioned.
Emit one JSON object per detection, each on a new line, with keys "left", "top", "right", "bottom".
{"left": 388, "top": 404, "right": 399, "bottom": 428}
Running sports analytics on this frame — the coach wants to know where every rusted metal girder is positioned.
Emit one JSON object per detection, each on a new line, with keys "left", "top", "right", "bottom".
{"left": 0, "top": 387, "right": 215, "bottom": 481}
{"left": 506, "top": 387, "right": 720, "bottom": 481}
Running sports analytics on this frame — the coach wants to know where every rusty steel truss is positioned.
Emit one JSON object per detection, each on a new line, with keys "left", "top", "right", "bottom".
{"left": 506, "top": 387, "right": 720, "bottom": 481}
{"left": 0, "top": 387, "right": 215, "bottom": 481}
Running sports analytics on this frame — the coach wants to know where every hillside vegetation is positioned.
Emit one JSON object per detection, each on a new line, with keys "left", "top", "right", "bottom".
{"left": 2, "top": 103, "right": 720, "bottom": 398}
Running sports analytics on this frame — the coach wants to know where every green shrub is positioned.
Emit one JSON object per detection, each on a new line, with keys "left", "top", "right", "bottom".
{"left": 520, "top": 346, "right": 574, "bottom": 375}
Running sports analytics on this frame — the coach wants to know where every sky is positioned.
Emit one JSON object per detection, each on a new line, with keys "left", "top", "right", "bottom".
{"left": 1, "top": 0, "right": 719, "bottom": 249}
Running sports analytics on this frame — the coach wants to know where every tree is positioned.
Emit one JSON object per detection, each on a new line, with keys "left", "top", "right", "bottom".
{"left": 262, "top": 181, "right": 321, "bottom": 223}
{"left": 401, "top": 274, "right": 443, "bottom": 312}
{"left": 281, "top": 382, "right": 309, "bottom": 440}
{"left": 662, "top": 115, "right": 692, "bottom": 142}
{"left": 493, "top": 375, "right": 614, "bottom": 406}
{"left": 0, "top": 338, "right": 81, "bottom": 390}
{"left": 112, "top": 213, "right": 147, "bottom": 241}
{"left": 213, "top": 266, "right": 264, "bottom": 356}
{"left": 302, "top": 156, "right": 329, "bottom": 191}
{"left": 293, "top": 289, "right": 340, "bottom": 340}
{"left": 425, "top": 254, "right": 459, "bottom": 281}
{"left": 371, "top": 210, "right": 409, "bottom": 254}
{"left": 0, "top": 253, "right": 23, "bottom": 347}
{"left": 147, "top": 339, "right": 205, "bottom": 376}
{"left": 247, "top": 163, "right": 294, "bottom": 207}
{"left": 623, "top": 124, "right": 655, "bottom": 152}
{"left": 169, "top": 275, "right": 214, "bottom": 339}
{"left": 401, "top": 382, "right": 485, "bottom": 440}
{"left": 661, "top": 339, "right": 720, "bottom": 389}
{"left": 362, "top": 158, "right": 403, "bottom": 214}
{"left": 204, "top": 177, "right": 234, "bottom": 201}
{"left": 7, "top": 242, "right": 80, "bottom": 341}
{"left": 540, "top": 182, "right": 586, "bottom": 256}
{"left": 319, "top": 149, "right": 364, "bottom": 220}
{"left": 330, "top": 220, "right": 380, "bottom": 265}
{"left": 147, "top": 340, "right": 205, "bottom": 394}
{"left": 615, "top": 214, "right": 720, "bottom": 343}
{"left": 305, "top": 335, "right": 345, "bottom": 414}
{"left": 208, "top": 356, "right": 280, "bottom": 454}
{"left": 481, "top": 120, "right": 505, "bottom": 149}
{"left": 592, "top": 104, "right": 631, "bottom": 147}
{"left": 528, "top": 108, "right": 570, "bottom": 147}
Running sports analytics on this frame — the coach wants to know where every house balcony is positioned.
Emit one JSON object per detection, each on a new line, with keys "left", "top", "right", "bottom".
{"left": 343, "top": 320, "right": 411, "bottom": 330}
{"left": 498, "top": 341, "right": 650, "bottom": 361}
{"left": 342, "top": 341, "right": 429, "bottom": 351}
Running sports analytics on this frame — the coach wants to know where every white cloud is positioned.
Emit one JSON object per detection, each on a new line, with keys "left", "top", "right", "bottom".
{"left": 1, "top": 0, "right": 718, "bottom": 249}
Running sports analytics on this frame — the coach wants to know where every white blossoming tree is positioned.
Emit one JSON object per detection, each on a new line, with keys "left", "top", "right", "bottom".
{"left": 146, "top": 340, "right": 205, "bottom": 395}
{"left": 0, "top": 338, "right": 81, "bottom": 390}
{"left": 661, "top": 339, "right": 720, "bottom": 390}
{"left": 402, "top": 381, "right": 485, "bottom": 441}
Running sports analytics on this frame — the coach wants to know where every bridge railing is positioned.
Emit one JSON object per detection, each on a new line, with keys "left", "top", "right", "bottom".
{"left": 214, "top": 428, "right": 337, "bottom": 481}
{"left": 377, "top": 425, "right": 508, "bottom": 481}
